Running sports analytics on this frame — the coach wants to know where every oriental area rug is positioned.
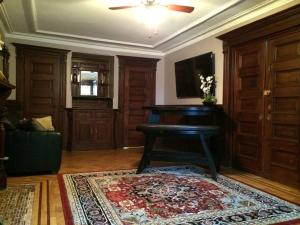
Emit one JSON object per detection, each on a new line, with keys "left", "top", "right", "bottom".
{"left": 58, "top": 166, "right": 300, "bottom": 225}
{"left": 0, "top": 183, "right": 41, "bottom": 225}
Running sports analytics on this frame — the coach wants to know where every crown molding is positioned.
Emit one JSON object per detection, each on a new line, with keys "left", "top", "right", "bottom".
{"left": 153, "top": 0, "right": 242, "bottom": 48}
{"left": 28, "top": 0, "right": 242, "bottom": 49}
{"left": 35, "top": 29, "right": 155, "bottom": 49}
{"left": 5, "top": 32, "right": 164, "bottom": 56}
{"left": 163, "top": 0, "right": 299, "bottom": 54}
{"left": 1, "top": 0, "right": 298, "bottom": 56}
{"left": 0, "top": 3, "right": 13, "bottom": 33}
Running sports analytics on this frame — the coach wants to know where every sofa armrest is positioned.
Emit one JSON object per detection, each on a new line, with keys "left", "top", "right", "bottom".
{"left": 5, "top": 130, "right": 62, "bottom": 174}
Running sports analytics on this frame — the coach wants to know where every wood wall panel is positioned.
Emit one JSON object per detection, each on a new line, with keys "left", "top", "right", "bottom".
{"left": 15, "top": 44, "right": 68, "bottom": 146}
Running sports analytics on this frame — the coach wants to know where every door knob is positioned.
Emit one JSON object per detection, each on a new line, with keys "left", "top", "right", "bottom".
{"left": 264, "top": 90, "right": 271, "bottom": 96}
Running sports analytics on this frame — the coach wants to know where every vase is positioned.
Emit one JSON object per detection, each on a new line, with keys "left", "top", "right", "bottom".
{"left": 203, "top": 101, "right": 215, "bottom": 106}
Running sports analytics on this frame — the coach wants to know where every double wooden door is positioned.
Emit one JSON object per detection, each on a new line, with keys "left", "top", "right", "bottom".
{"left": 233, "top": 31, "right": 300, "bottom": 186}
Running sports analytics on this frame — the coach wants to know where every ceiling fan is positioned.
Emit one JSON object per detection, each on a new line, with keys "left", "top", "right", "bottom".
{"left": 109, "top": 0, "right": 194, "bottom": 13}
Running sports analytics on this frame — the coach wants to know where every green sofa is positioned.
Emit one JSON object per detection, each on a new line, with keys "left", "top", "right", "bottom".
{"left": 4, "top": 129, "right": 62, "bottom": 174}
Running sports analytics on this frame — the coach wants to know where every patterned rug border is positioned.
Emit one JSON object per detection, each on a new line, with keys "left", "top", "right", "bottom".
{"left": 219, "top": 175, "right": 300, "bottom": 207}
{"left": 57, "top": 166, "right": 300, "bottom": 225}
{"left": 58, "top": 174, "right": 74, "bottom": 225}
{"left": 0, "top": 181, "right": 43, "bottom": 225}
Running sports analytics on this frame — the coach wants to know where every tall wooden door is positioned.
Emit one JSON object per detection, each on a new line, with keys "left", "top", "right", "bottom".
{"left": 264, "top": 31, "right": 300, "bottom": 185}
{"left": 118, "top": 56, "right": 159, "bottom": 148}
{"left": 16, "top": 45, "right": 68, "bottom": 132}
{"left": 233, "top": 41, "right": 265, "bottom": 174}
{"left": 24, "top": 56, "right": 61, "bottom": 127}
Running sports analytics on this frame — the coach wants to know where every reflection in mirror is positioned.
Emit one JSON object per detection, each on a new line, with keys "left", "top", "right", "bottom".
{"left": 80, "top": 71, "right": 98, "bottom": 96}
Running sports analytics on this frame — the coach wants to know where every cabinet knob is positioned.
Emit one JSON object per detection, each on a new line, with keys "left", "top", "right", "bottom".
{"left": 258, "top": 115, "right": 263, "bottom": 120}
{"left": 266, "top": 114, "right": 271, "bottom": 121}
{"left": 263, "top": 90, "right": 271, "bottom": 96}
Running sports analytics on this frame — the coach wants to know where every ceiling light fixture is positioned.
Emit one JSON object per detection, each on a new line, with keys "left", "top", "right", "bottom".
{"left": 109, "top": 0, "right": 194, "bottom": 38}
{"left": 134, "top": 3, "right": 165, "bottom": 38}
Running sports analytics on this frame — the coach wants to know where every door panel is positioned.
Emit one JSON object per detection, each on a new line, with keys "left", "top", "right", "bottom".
{"left": 265, "top": 31, "right": 300, "bottom": 185}
{"left": 24, "top": 55, "right": 61, "bottom": 129}
{"left": 124, "top": 67, "right": 151, "bottom": 147}
{"left": 233, "top": 42, "right": 265, "bottom": 173}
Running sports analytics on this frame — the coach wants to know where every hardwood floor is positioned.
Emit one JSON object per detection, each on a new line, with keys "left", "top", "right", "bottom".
{"left": 7, "top": 148, "right": 300, "bottom": 225}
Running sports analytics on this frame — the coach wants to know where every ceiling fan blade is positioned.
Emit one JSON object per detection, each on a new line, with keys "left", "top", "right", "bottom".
{"left": 109, "top": 6, "right": 136, "bottom": 10}
{"left": 164, "top": 4, "right": 194, "bottom": 13}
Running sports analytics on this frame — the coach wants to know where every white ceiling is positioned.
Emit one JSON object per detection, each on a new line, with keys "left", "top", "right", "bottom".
{"left": 0, "top": 0, "right": 298, "bottom": 55}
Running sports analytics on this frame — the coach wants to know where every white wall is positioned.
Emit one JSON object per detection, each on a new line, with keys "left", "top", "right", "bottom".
{"left": 4, "top": 37, "right": 164, "bottom": 108}
{"left": 164, "top": 37, "right": 223, "bottom": 105}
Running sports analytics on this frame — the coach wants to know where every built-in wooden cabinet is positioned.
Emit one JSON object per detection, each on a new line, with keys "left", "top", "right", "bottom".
{"left": 218, "top": 5, "right": 300, "bottom": 187}
{"left": 71, "top": 53, "right": 113, "bottom": 98}
{"left": 68, "top": 105, "right": 115, "bottom": 150}
{"left": 68, "top": 53, "right": 115, "bottom": 151}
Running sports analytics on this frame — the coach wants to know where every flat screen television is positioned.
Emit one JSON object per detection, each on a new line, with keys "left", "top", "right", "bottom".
{"left": 175, "top": 52, "right": 215, "bottom": 98}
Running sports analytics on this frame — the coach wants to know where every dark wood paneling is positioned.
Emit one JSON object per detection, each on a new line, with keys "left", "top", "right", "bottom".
{"left": 264, "top": 31, "right": 300, "bottom": 186}
{"left": 232, "top": 41, "right": 265, "bottom": 174}
{"left": 67, "top": 99, "right": 115, "bottom": 150}
{"left": 117, "top": 56, "right": 160, "bottom": 148}
{"left": 218, "top": 5, "right": 300, "bottom": 187}
{"left": 68, "top": 53, "right": 115, "bottom": 151}
{"left": 15, "top": 44, "right": 68, "bottom": 145}
{"left": 71, "top": 53, "right": 114, "bottom": 98}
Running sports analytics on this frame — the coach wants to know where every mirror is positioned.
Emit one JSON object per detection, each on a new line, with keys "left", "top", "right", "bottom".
{"left": 79, "top": 71, "right": 98, "bottom": 96}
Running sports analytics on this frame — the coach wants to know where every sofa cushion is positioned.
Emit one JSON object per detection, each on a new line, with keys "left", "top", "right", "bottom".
{"left": 32, "top": 116, "right": 55, "bottom": 131}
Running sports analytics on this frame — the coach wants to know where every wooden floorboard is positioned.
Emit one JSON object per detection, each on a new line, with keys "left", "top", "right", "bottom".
{"left": 7, "top": 148, "right": 300, "bottom": 225}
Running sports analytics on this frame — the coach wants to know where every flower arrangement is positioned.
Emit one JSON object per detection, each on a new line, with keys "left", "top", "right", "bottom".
{"left": 199, "top": 75, "right": 217, "bottom": 105}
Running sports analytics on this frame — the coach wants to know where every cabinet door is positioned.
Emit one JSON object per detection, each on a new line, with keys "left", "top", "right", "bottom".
{"left": 73, "top": 111, "right": 94, "bottom": 149}
{"left": 265, "top": 31, "right": 300, "bottom": 185}
{"left": 233, "top": 41, "right": 265, "bottom": 173}
{"left": 93, "top": 111, "right": 114, "bottom": 148}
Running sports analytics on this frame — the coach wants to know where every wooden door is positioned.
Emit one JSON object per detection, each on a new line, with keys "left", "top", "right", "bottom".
{"left": 233, "top": 41, "right": 265, "bottom": 174}
{"left": 118, "top": 56, "right": 159, "bottom": 148}
{"left": 24, "top": 56, "right": 61, "bottom": 128}
{"left": 16, "top": 45, "right": 67, "bottom": 133}
{"left": 265, "top": 31, "right": 300, "bottom": 185}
